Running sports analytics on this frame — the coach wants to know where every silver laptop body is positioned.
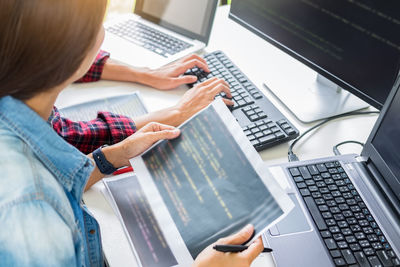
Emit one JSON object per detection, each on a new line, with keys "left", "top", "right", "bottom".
{"left": 263, "top": 81, "right": 400, "bottom": 266}
{"left": 102, "top": 0, "right": 218, "bottom": 69}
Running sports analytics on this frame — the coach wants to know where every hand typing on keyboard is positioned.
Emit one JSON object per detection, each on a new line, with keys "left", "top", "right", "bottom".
{"left": 184, "top": 51, "right": 299, "bottom": 151}
{"left": 103, "top": 54, "right": 212, "bottom": 90}
{"left": 142, "top": 54, "right": 211, "bottom": 90}
{"left": 175, "top": 77, "right": 233, "bottom": 119}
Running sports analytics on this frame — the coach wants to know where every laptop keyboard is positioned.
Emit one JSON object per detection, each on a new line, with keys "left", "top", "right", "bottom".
{"left": 184, "top": 51, "right": 299, "bottom": 151}
{"left": 107, "top": 20, "right": 193, "bottom": 57}
{"left": 288, "top": 161, "right": 400, "bottom": 267}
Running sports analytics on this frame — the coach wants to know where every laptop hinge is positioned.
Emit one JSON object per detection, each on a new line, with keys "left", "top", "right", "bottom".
{"left": 364, "top": 160, "right": 400, "bottom": 222}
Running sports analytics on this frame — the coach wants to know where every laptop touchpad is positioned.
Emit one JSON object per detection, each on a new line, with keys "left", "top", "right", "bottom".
{"left": 269, "top": 194, "right": 311, "bottom": 236}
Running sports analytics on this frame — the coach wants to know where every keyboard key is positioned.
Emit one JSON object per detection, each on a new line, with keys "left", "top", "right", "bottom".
{"left": 322, "top": 172, "right": 331, "bottom": 178}
{"left": 350, "top": 243, "right": 361, "bottom": 251}
{"left": 306, "top": 165, "right": 318, "bottom": 175}
{"left": 305, "top": 179, "right": 316, "bottom": 186}
{"left": 372, "top": 242, "right": 383, "bottom": 250}
{"left": 303, "top": 197, "right": 327, "bottom": 230}
{"left": 322, "top": 212, "right": 332, "bottom": 219}
{"left": 324, "top": 238, "right": 338, "bottom": 250}
{"left": 355, "top": 232, "right": 366, "bottom": 239}
{"left": 334, "top": 258, "right": 347, "bottom": 266}
{"left": 330, "top": 249, "right": 342, "bottom": 258}
{"left": 312, "top": 192, "right": 322, "bottom": 198}
{"left": 326, "top": 162, "right": 336, "bottom": 168}
{"left": 296, "top": 182, "right": 307, "bottom": 189}
{"left": 337, "top": 241, "right": 348, "bottom": 249}
{"left": 333, "top": 233, "right": 344, "bottom": 241}
{"left": 330, "top": 226, "right": 341, "bottom": 233}
{"left": 285, "top": 127, "right": 297, "bottom": 135}
{"left": 317, "top": 163, "right": 328, "bottom": 172}
{"left": 293, "top": 176, "right": 304, "bottom": 182}
{"left": 368, "top": 256, "right": 383, "bottom": 267}
{"left": 326, "top": 219, "right": 336, "bottom": 226}
{"left": 299, "top": 166, "right": 312, "bottom": 179}
{"left": 319, "top": 205, "right": 329, "bottom": 212}
{"left": 360, "top": 240, "right": 371, "bottom": 248}
{"left": 334, "top": 214, "right": 345, "bottom": 221}
{"left": 377, "top": 250, "right": 392, "bottom": 266}
{"left": 300, "top": 188, "right": 311, "bottom": 196}
{"left": 321, "top": 230, "right": 332, "bottom": 238}
{"left": 388, "top": 250, "right": 396, "bottom": 258}
{"left": 342, "top": 249, "right": 357, "bottom": 265}
{"left": 354, "top": 251, "right": 371, "bottom": 267}
{"left": 346, "top": 236, "right": 357, "bottom": 243}
{"left": 259, "top": 134, "right": 276, "bottom": 144}
{"left": 364, "top": 248, "right": 375, "bottom": 256}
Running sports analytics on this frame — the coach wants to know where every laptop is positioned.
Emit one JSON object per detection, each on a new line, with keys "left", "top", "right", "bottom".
{"left": 263, "top": 80, "right": 400, "bottom": 266}
{"left": 102, "top": 0, "right": 218, "bottom": 69}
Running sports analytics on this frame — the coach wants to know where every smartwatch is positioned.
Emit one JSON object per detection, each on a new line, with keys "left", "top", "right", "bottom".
{"left": 93, "top": 145, "right": 117, "bottom": 175}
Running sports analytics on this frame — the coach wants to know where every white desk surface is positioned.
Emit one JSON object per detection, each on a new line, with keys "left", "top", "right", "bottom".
{"left": 56, "top": 5, "right": 379, "bottom": 267}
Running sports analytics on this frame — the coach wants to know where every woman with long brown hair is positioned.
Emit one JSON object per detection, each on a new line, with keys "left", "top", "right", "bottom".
{"left": 0, "top": 1, "right": 263, "bottom": 266}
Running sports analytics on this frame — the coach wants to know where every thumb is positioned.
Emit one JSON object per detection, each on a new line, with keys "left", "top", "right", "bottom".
{"left": 174, "top": 75, "right": 198, "bottom": 86}
{"left": 150, "top": 128, "right": 180, "bottom": 142}
{"left": 241, "top": 237, "right": 264, "bottom": 262}
{"left": 218, "top": 224, "right": 254, "bottom": 245}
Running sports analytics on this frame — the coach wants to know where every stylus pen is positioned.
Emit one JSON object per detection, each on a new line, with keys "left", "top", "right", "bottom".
{"left": 213, "top": 245, "right": 273, "bottom": 253}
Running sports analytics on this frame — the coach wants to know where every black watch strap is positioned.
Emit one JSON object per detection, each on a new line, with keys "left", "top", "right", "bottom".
{"left": 93, "top": 145, "right": 117, "bottom": 175}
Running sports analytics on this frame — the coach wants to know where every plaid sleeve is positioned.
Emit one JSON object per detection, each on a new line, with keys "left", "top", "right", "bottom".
{"left": 50, "top": 106, "right": 137, "bottom": 155}
{"left": 75, "top": 50, "right": 110, "bottom": 83}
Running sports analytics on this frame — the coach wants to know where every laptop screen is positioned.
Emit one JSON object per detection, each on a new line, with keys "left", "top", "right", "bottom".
{"left": 364, "top": 81, "right": 400, "bottom": 204}
{"left": 134, "top": 0, "right": 218, "bottom": 44}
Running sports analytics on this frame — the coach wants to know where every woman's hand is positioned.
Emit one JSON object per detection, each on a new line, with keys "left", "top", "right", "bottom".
{"left": 86, "top": 122, "right": 179, "bottom": 190}
{"left": 193, "top": 224, "right": 264, "bottom": 267}
{"left": 173, "top": 77, "right": 233, "bottom": 123}
{"left": 106, "top": 122, "right": 180, "bottom": 168}
{"left": 142, "top": 54, "right": 210, "bottom": 90}
{"left": 132, "top": 77, "right": 233, "bottom": 129}
{"left": 101, "top": 54, "right": 209, "bottom": 90}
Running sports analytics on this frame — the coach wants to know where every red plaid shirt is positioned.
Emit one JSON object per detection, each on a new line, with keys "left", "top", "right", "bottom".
{"left": 76, "top": 50, "right": 110, "bottom": 83}
{"left": 51, "top": 50, "right": 137, "bottom": 154}
{"left": 50, "top": 106, "right": 136, "bottom": 155}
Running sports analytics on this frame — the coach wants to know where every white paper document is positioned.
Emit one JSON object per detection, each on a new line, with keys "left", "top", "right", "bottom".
{"left": 59, "top": 91, "right": 147, "bottom": 121}
{"left": 126, "top": 99, "right": 294, "bottom": 266}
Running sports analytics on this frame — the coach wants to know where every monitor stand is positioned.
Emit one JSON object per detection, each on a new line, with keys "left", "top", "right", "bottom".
{"left": 264, "top": 73, "right": 369, "bottom": 124}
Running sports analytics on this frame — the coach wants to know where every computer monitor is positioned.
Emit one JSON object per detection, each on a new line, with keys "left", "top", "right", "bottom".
{"left": 229, "top": 0, "right": 400, "bottom": 122}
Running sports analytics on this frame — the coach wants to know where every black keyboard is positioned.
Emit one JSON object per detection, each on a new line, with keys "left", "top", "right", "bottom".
{"left": 107, "top": 20, "right": 192, "bottom": 57}
{"left": 185, "top": 51, "right": 299, "bottom": 151}
{"left": 288, "top": 161, "right": 400, "bottom": 267}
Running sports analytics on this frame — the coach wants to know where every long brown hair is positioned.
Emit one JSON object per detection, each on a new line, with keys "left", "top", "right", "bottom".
{"left": 0, "top": 0, "right": 107, "bottom": 100}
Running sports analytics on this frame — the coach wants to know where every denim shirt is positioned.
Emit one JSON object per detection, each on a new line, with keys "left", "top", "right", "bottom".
{"left": 0, "top": 96, "right": 103, "bottom": 266}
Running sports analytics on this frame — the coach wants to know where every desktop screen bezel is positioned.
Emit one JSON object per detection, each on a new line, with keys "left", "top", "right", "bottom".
{"left": 361, "top": 74, "right": 400, "bottom": 212}
{"left": 229, "top": 3, "right": 400, "bottom": 110}
{"left": 134, "top": 0, "right": 218, "bottom": 45}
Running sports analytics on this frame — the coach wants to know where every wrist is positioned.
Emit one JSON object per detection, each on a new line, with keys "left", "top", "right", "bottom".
{"left": 101, "top": 144, "right": 126, "bottom": 169}
{"left": 136, "top": 69, "right": 157, "bottom": 87}
{"left": 102, "top": 61, "right": 149, "bottom": 84}
{"left": 161, "top": 106, "right": 184, "bottom": 127}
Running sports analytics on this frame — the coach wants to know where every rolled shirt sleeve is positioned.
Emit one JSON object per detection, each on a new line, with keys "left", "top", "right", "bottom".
{"left": 75, "top": 50, "right": 110, "bottom": 83}
{"left": 50, "top": 106, "right": 137, "bottom": 155}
